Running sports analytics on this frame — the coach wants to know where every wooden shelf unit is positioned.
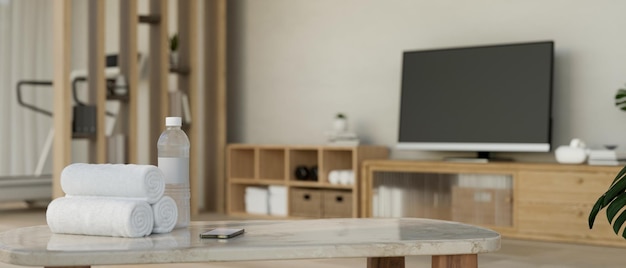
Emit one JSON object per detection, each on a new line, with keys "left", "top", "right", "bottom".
{"left": 361, "top": 160, "right": 625, "bottom": 247}
{"left": 227, "top": 144, "right": 389, "bottom": 218}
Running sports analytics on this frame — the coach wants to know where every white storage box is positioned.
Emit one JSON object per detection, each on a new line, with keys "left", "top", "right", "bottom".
{"left": 268, "top": 186, "right": 287, "bottom": 216}
{"left": 245, "top": 186, "right": 269, "bottom": 215}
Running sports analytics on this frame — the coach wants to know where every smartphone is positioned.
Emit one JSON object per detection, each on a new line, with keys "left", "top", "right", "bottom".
{"left": 199, "top": 228, "right": 245, "bottom": 239}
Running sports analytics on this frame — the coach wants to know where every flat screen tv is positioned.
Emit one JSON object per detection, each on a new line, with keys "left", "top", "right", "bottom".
{"left": 397, "top": 41, "right": 554, "bottom": 160}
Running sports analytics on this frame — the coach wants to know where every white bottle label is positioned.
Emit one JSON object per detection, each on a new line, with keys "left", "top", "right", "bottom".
{"left": 158, "top": 157, "right": 189, "bottom": 185}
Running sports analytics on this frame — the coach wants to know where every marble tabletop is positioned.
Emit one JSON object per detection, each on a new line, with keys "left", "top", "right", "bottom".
{"left": 0, "top": 218, "right": 500, "bottom": 267}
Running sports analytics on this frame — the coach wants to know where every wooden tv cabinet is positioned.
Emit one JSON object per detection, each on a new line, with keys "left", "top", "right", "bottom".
{"left": 361, "top": 160, "right": 626, "bottom": 247}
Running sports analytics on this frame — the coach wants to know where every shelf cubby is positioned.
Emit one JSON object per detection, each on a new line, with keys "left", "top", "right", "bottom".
{"left": 228, "top": 146, "right": 256, "bottom": 179}
{"left": 259, "top": 148, "right": 286, "bottom": 181}
{"left": 227, "top": 183, "right": 250, "bottom": 215}
{"left": 321, "top": 149, "right": 354, "bottom": 184}
{"left": 288, "top": 148, "right": 319, "bottom": 182}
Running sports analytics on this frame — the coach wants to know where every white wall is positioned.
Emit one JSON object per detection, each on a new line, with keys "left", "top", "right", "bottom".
{"left": 227, "top": 0, "right": 626, "bottom": 161}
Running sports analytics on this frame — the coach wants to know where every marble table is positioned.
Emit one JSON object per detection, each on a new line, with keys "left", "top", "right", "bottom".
{"left": 0, "top": 218, "right": 500, "bottom": 268}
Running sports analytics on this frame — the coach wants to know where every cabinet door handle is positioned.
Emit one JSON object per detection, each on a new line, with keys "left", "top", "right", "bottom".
{"left": 303, "top": 194, "right": 310, "bottom": 200}
{"left": 336, "top": 196, "right": 343, "bottom": 203}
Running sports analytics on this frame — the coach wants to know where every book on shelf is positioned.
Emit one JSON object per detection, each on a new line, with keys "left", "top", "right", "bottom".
{"left": 587, "top": 159, "right": 626, "bottom": 166}
{"left": 588, "top": 150, "right": 626, "bottom": 161}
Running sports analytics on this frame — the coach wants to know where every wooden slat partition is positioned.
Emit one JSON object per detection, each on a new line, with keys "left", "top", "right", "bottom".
{"left": 148, "top": 0, "right": 170, "bottom": 165}
{"left": 204, "top": 0, "right": 228, "bottom": 212}
{"left": 87, "top": 0, "right": 106, "bottom": 164}
{"left": 50, "top": 1, "right": 225, "bottom": 216}
{"left": 177, "top": 0, "right": 199, "bottom": 215}
{"left": 119, "top": 0, "right": 139, "bottom": 164}
{"left": 52, "top": 0, "right": 72, "bottom": 198}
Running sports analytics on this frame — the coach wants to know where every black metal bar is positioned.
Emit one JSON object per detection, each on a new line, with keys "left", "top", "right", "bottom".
{"left": 71, "top": 76, "right": 88, "bottom": 106}
{"left": 139, "top": 15, "right": 160, "bottom": 24}
{"left": 169, "top": 67, "right": 191, "bottom": 75}
{"left": 71, "top": 76, "right": 119, "bottom": 117}
{"left": 16, "top": 80, "right": 53, "bottom": 117}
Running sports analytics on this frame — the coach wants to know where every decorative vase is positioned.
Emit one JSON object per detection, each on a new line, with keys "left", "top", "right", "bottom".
{"left": 170, "top": 51, "right": 179, "bottom": 68}
{"left": 333, "top": 118, "right": 347, "bottom": 133}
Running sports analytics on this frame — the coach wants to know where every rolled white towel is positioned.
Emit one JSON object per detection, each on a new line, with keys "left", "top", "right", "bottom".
{"left": 328, "top": 170, "right": 341, "bottom": 185}
{"left": 61, "top": 163, "right": 165, "bottom": 204}
{"left": 346, "top": 170, "right": 355, "bottom": 185}
{"left": 338, "top": 170, "right": 354, "bottom": 185}
{"left": 151, "top": 196, "right": 178, "bottom": 234}
{"left": 46, "top": 196, "right": 154, "bottom": 238}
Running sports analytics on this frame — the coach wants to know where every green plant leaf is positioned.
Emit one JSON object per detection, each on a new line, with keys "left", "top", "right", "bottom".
{"left": 589, "top": 164, "right": 626, "bottom": 229}
{"left": 170, "top": 34, "right": 178, "bottom": 52}
{"left": 615, "top": 88, "right": 626, "bottom": 111}
{"left": 611, "top": 209, "right": 626, "bottom": 237}
{"left": 608, "top": 193, "right": 626, "bottom": 222}
{"left": 616, "top": 88, "right": 626, "bottom": 98}
{"left": 602, "top": 166, "right": 626, "bottom": 207}
{"left": 607, "top": 193, "right": 626, "bottom": 237}
{"left": 589, "top": 196, "right": 605, "bottom": 229}
{"left": 609, "top": 164, "right": 626, "bottom": 188}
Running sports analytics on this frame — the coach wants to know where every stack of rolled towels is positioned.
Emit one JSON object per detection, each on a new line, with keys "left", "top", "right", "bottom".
{"left": 46, "top": 163, "right": 178, "bottom": 238}
{"left": 328, "top": 170, "right": 355, "bottom": 185}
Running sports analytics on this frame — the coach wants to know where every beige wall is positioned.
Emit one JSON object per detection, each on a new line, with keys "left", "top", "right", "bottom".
{"left": 227, "top": 0, "right": 626, "bottom": 162}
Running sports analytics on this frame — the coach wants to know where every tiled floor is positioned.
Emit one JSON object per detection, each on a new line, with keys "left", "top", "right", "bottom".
{"left": 1, "top": 202, "right": 626, "bottom": 267}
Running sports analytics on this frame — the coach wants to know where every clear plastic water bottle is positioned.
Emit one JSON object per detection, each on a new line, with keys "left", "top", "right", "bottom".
{"left": 157, "top": 116, "right": 190, "bottom": 228}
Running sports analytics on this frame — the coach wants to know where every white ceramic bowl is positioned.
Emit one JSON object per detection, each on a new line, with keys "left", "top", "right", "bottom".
{"left": 555, "top": 146, "right": 587, "bottom": 164}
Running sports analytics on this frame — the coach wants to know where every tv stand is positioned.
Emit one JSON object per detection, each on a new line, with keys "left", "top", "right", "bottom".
{"left": 444, "top": 152, "right": 512, "bottom": 163}
{"left": 361, "top": 159, "right": 625, "bottom": 247}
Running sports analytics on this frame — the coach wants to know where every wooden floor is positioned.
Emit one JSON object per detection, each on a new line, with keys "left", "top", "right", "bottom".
{"left": 1, "top": 202, "right": 626, "bottom": 268}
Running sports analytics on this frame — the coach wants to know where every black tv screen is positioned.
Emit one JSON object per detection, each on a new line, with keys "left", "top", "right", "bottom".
{"left": 397, "top": 41, "right": 554, "bottom": 156}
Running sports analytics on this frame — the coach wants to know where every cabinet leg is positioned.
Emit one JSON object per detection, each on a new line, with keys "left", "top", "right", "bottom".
{"left": 431, "top": 254, "right": 477, "bottom": 268}
{"left": 367, "top": 256, "right": 405, "bottom": 268}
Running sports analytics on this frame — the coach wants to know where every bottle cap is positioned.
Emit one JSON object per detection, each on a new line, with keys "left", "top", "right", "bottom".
{"left": 165, "top": 117, "right": 182, "bottom": 127}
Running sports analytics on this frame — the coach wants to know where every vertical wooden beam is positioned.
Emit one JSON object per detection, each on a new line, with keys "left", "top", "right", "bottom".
{"left": 352, "top": 149, "right": 359, "bottom": 218}
{"left": 148, "top": 0, "right": 169, "bottom": 165}
{"left": 87, "top": 0, "right": 106, "bottom": 164}
{"left": 204, "top": 0, "right": 227, "bottom": 212}
{"left": 119, "top": 0, "right": 139, "bottom": 164}
{"left": 52, "top": 0, "right": 72, "bottom": 198}
{"left": 178, "top": 0, "right": 199, "bottom": 214}
{"left": 361, "top": 162, "right": 373, "bottom": 217}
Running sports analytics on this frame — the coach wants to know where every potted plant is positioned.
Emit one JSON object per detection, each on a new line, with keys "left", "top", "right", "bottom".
{"left": 589, "top": 167, "right": 626, "bottom": 238}
{"left": 616, "top": 85, "right": 626, "bottom": 111}
{"left": 333, "top": 113, "right": 347, "bottom": 133}
{"left": 170, "top": 33, "right": 178, "bottom": 67}
{"left": 588, "top": 86, "right": 626, "bottom": 237}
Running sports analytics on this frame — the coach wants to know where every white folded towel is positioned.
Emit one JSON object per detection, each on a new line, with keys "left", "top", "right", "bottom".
{"left": 338, "top": 170, "right": 350, "bottom": 185}
{"left": 328, "top": 170, "right": 341, "bottom": 184}
{"left": 330, "top": 170, "right": 354, "bottom": 185}
{"left": 61, "top": 163, "right": 165, "bottom": 204}
{"left": 344, "top": 170, "right": 355, "bottom": 185}
{"left": 151, "top": 196, "right": 178, "bottom": 234}
{"left": 46, "top": 196, "right": 154, "bottom": 238}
